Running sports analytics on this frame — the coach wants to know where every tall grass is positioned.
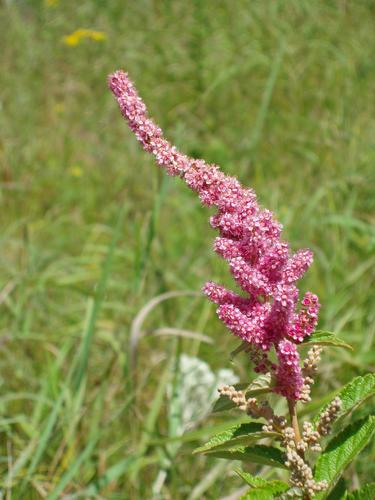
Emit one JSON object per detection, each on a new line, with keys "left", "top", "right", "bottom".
{"left": 0, "top": 1, "right": 374, "bottom": 497}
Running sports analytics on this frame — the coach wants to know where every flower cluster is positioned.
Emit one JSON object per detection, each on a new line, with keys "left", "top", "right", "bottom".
{"left": 219, "top": 385, "right": 274, "bottom": 420}
{"left": 282, "top": 425, "right": 328, "bottom": 498}
{"left": 219, "top": 383, "right": 341, "bottom": 498}
{"left": 108, "top": 70, "right": 320, "bottom": 401}
{"left": 300, "top": 346, "right": 323, "bottom": 402}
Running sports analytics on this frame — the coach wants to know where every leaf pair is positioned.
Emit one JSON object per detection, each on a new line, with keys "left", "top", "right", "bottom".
{"left": 237, "top": 470, "right": 288, "bottom": 499}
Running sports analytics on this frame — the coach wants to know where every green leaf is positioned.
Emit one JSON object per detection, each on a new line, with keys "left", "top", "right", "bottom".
{"left": 313, "top": 373, "right": 375, "bottom": 425}
{"left": 303, "top": 331, "right": 353, "bottom": 351}
{"left": 202, "top": 444, "right": 287, "bottom": 468}
{"left": 150, "top": 416, "right": 249, "bottom": 446}
{"left": 194, "top": 422, "right": 279, "bottom": 454}
{"left": 314, "top": 416, "right": 375, "bottom": 499}
{"left": 237, "top": 470, "right": 289, "bottom": 498}
{"left": 326, "top": 478, "right": 347, "bottom": 499}
{"left": 346, "top": 483, "right": 375, "bottom": 500}
{"left": 213, "top": 373, "right": 273, "bottom": 413}
{"left": 240, "top": 489, "right": 275, "bottom": 500}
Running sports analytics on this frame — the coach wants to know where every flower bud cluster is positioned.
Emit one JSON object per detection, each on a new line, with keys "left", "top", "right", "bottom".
{"left": 218, "top": 385, "right": 274, "bottom": 420}
{"left": 108, "top": 70, "right": 321, "bottom": 401}
{"left": 219, "top": 388, "right": 341, "bottom": 497}
{"left": 219, "top": 385, "right": 247, "bottom": 411}
{"left": 299, "top": 422, "right": 322, "bottom": 453}
{"left": 282, "top": 426, "right": 328, "bottom": 498}
{"left": 317, "top": 397, "right": 342, "bottom": 436}
{"left": 300, "top": 347, "right": 323, "bottom": 403}
{"left": 219, "top": 386, "right": 289, "bottom": 437}
{"left": 262, "top": 414, "right": 287, "bottom": 433}
{"left": 292, "top": 396, "right": 342, "bottom": 456}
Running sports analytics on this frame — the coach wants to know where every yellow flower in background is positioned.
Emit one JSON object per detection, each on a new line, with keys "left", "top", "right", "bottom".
{"left": 63, "top": 29, "right": 107, "bottom": 47}
{"left": 45, "top": 0, "right": 59, "bottom": 6}
{"left": 53, "top": 102, "right": 65, "bottom": 114}
{"left": 68, "top": 165, "right": 83, "bottom": 178}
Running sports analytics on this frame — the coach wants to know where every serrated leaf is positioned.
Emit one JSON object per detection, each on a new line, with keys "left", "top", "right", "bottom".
{"left": 303, "top": 331, "right": 353, "bottom": 350}
{"left": 213, "top": 373, "right": 273, "bottom": 413}
{"left": 346, "top": 483, "right": 375, "bottom": 500}
{"left": 203, "top": 444, "right": 287, "bottom": 468}
{"left": 237, "top": 470, "right": 288, "bottom": 496}
{"left": 240, "top": 489, "right": 274, "bottom": 500}
{"left": 313, "top": 373, "right": 375, "bottom": 425}
{"left": 326, "top": 478, "right": 347, "bottom": 499}
{"left": 193, "top": 422, "right": 279, "bottom": 454}
{"left": 314, "top": 416, "right": 375, "bottom": 499}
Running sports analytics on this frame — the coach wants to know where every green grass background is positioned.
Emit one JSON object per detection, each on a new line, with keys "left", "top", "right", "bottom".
{"left": 1, "top": 0, "right": 374, "bottom": 498}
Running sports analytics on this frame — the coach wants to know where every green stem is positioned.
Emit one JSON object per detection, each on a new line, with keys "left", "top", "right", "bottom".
{"left": 288, "top": 399, "right": 302, "bottom": 445}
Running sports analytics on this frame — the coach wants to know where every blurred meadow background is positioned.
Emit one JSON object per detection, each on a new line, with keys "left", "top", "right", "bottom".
{"left": 1, "top": 0, "right": 375, "bottom": 498}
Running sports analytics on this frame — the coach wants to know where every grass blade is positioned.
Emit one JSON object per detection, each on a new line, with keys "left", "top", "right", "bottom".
{"left": 73, "top": 202, "right": 129, "bottom": 391}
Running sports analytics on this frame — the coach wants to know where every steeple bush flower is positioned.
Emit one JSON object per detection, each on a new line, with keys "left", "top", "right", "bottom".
{"left": 108, "top": 69, "right": 317, "bottom": 400}
{"left": 108, "top": 70, "right": 375, "bottom": 499}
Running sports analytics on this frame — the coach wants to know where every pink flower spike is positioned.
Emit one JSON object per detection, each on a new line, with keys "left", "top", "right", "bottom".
{"left": 264, "top": 284, "right": 299, "bottom": 343}
{"left": 213, "top": 237, "right": 243, "bottom": 260}
{"left": 229, "top": 257, "right": 272, "bottom": 297}
{"left": 217, "top": 303, "right": 270, "bottom": 350}
{"left": 282, "top": 249, "right": 313, "bottom": 284}
{"left": 257, "top": 242, "right": 290, "bottom": 282}
{"left": 210, "top": 211, "right": 245, "bottom": 238}
{"left": 288, "top": 291, "right": 321, "bottom": 342}
{"left": 184, "top": 162, "right": 226, "bottom": 206}
{"left": 203, "top": 281, "right": 251, "bottom": 309}
{"left": 274, "top": 340, "right": 304, "bottom": 400}
{"left": 108, "top": 70, "right": 321, "bottom": 397}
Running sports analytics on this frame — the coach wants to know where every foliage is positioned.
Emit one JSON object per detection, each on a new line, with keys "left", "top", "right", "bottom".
{"left": 312, "top": 373, "right": 375, "bottom": 424}
{"left": 237, "top": 470, "right": 289, "bottom": 499}
{"left": 314, "top": 416, "right": 375, "bottom": 498}
{"left": 302, "top": 331, "right": 353, "bottom": 351}
{"left": 197, "top": 372, "right": 374, "bottom": 498}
